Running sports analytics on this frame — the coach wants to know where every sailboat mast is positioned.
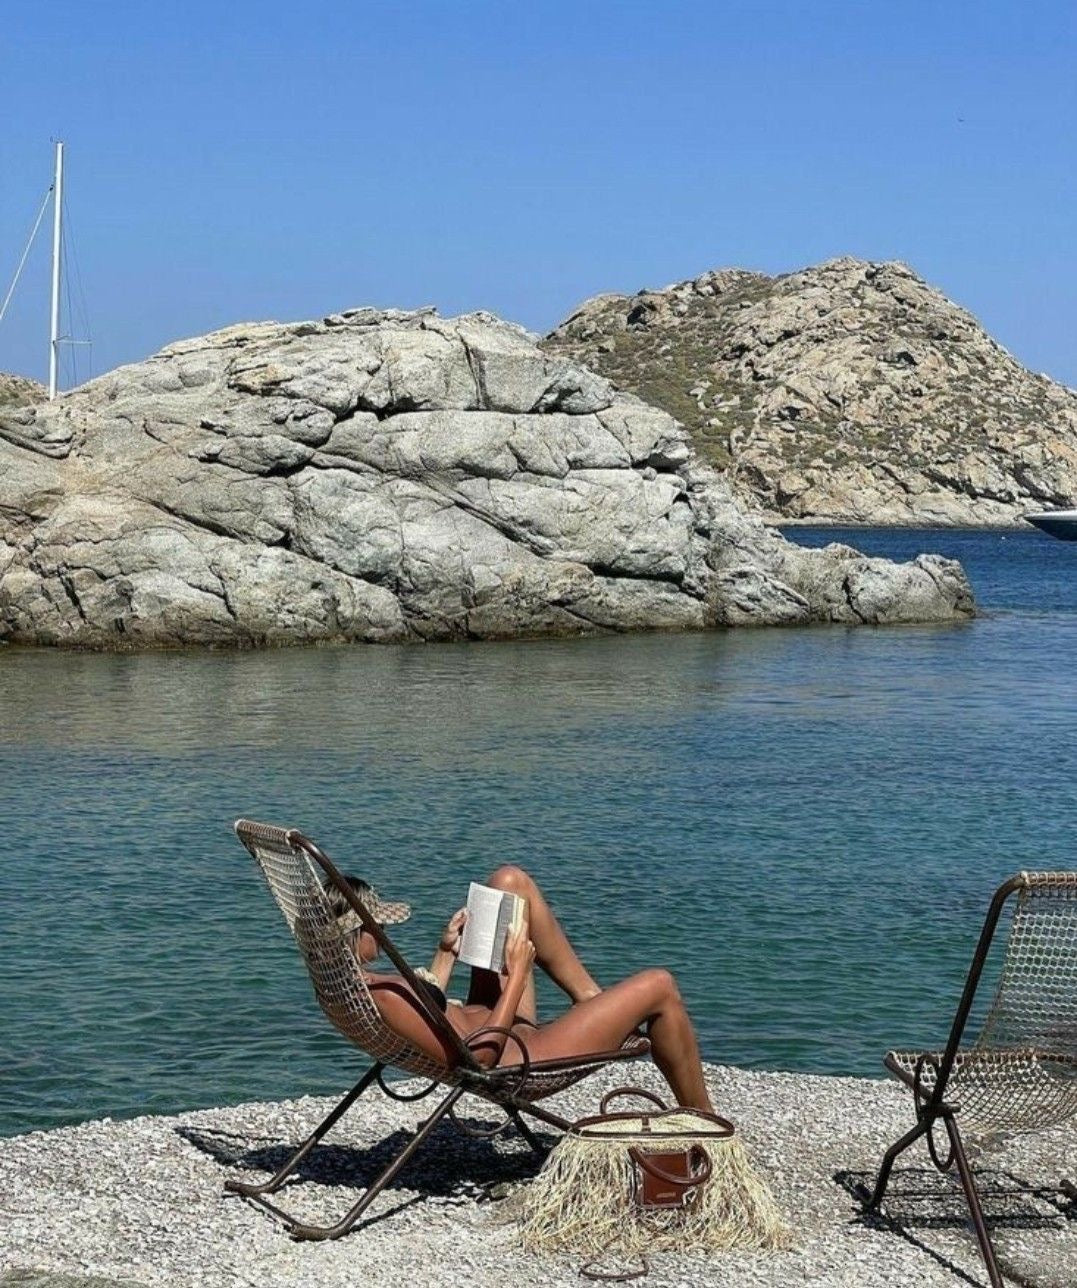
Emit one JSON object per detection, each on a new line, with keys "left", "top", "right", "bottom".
{"left": 48, "top": 140, "right": 64, "bottom": 400}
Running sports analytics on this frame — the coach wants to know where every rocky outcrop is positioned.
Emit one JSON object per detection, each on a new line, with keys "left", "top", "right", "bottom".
{"left": 0, "top": 372, "right": 46, "bottom": 410}
{"left": 543, "top": 258, "right": 1077, "bottom": 525}
{"left": 0, "top": 308, "right": 972, "bottom": 647}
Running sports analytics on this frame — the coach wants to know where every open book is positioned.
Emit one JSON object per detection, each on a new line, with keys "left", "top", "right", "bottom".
{"left": 457, "top": 882, "right": 526, "bottom": 972}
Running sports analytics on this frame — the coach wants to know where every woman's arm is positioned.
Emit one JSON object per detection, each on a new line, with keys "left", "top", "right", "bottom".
{"left": 468, "top": 924, "right": 535, "bottom": 1068}
{"left": 429, "top": 907, "right": 467, "bottom": 989}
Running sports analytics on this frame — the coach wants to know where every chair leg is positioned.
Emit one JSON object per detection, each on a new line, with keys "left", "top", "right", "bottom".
{"left": 507, "top": 1097, "right": 573, "bottom": 1134}
{"left": 506, "top": 1107, "right": 547, "bottom": 1158}
{"left": 240, "top": 1085, "right": 465, "bottom": 1241}
{"left": 859, "top": 1117, "right": 930, "bottom": 1210}
{"left": 944, "top": 1115, "right": 1004, "bottom": 1288}
{"left": 225, "top": 1063, "right": 382, "bottom": 1199}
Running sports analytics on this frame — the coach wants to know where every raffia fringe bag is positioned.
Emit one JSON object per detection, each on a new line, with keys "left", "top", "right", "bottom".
{"left": 506, "top": 1087, "right": 790, "bottom": 1270}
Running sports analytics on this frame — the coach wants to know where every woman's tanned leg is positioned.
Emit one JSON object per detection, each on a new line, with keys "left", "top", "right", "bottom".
{"left": 454, "top": 868, "right": 710, "bottom": 1107}
{"left": 493, "top": 864, "right": 602, "bottom": 1001}
{"left": 466, "top": 865, "right": 601, "bottom": 1013}
{"left": 503, "top": 968, "right": 713, "bottom": 1111}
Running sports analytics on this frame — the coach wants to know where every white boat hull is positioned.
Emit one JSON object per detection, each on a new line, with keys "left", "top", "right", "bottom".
{"left": 1026, "top": 510, "right": 1077, "bottom": 541}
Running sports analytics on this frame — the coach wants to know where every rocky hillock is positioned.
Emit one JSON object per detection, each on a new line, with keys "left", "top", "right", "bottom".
{"left": 0, "top": 372, "right": 46, "bottom": 410}
{"left": 543, "top": 258, "right": 1077, "bottom": 525}
{"left": 0, "top": 307, "right": 972, "bottom": 647}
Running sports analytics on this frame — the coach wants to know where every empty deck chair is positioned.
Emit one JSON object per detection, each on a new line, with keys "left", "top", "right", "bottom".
{"left": 226, "top": 819, "right": 649, "bottom": 1240}
{"left": 861, "top": 871, "right": 1077, "bottom": 1287}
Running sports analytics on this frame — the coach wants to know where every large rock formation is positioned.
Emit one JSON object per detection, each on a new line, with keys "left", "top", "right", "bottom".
{"left": 543, "top": 258, "right": 1077, "bottom": 525}
{"left": 0, "top": 308, "right": 972, "bottom": 647}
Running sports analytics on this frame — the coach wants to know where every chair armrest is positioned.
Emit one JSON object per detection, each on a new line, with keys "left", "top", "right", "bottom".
{"left": 927, "top": 874, "right": 1028, "bottom": 1110}
{"left": 497, "top": 1036, "right": 651, "bottom": 1078}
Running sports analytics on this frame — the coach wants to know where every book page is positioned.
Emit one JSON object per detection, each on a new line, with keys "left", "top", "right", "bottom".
{"left": 457, "top": 883, "right": 503, "bottom": 970}
{"left": 457, "top": 883, "right": 524, "bottom": 971}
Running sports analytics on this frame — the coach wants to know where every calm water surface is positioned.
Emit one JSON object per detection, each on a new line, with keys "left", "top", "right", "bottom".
{"left": 2, "top": 528, "right": 1076, "bottom": 1136}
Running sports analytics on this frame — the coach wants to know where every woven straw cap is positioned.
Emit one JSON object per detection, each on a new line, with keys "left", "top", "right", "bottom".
{"left": 334, "top": 882, "right": 411, "bottom": 933}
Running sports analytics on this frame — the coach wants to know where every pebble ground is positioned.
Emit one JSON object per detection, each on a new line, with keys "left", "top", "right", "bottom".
{"left": 2, "top": 1064, "right": 1075, "bottom": 1287}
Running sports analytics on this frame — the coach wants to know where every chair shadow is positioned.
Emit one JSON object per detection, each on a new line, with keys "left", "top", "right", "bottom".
{"left": 835, "top": 1166, "right": 1077, "bottom": 1288}
{"left": 177, "top": 1108, "right": 554, "bottom": 1217}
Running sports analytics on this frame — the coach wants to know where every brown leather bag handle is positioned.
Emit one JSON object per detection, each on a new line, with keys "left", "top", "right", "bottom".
{"left": 628, "top": 1143, "right": 712, "bottom": 1188}
{"left": 598, "top": 1085, "right": 668, "bottom": 1115}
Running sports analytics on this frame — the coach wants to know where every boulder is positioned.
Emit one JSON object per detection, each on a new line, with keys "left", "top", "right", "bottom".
{"left": 0, "top": 308, "right": 973, "bottom": 647}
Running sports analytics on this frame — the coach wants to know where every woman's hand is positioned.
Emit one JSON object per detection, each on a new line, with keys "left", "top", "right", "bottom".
{"left": 503, "top": 921, "right": 535, "bottom": 980}
{"left": 438, "top": 907, "right": 467, "bottom": 956}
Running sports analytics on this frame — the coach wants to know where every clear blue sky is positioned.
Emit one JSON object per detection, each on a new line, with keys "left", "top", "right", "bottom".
{"left": 2, "top": 0, "right": 1074, "bottom": 389}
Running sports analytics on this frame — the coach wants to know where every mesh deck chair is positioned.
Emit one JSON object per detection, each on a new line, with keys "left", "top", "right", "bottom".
{"left": 861, "top": 871, "right": 1077, "bottom": 1288}
{"left": 227, "top": 819, "right": 649, "bottom": 1240}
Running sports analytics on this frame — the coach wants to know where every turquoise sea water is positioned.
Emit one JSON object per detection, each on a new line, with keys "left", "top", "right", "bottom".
{"left": 2, "top": 528, "right": 1076, "bottom": 1138}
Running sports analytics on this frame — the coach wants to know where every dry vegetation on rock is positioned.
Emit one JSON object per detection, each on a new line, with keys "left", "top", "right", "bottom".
{"left": 543, "top": 257, "right": 1077, "bottom": 526}
{"left": 0, "top": 373, "right": 46, "bottom": 411}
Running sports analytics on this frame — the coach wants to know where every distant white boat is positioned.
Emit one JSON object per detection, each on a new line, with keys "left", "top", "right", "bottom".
{"left": 1026, "top": 510, "right": 1077, "bottom": 541}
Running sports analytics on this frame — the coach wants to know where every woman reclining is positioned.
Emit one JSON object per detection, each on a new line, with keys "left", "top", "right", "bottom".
{"left": 332, "top": 864, "right": 714, "bottom": 1112}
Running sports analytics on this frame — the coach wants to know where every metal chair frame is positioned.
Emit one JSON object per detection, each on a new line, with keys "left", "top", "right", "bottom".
{"left": 861, "top": 872, "right": 1077, "bottom": 1288}
{"left": 227, "top": 820, "right": 648, "bottom": 1240}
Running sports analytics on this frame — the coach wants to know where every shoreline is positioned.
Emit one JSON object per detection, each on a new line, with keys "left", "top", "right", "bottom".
{"left": 2, "top": 1063, "right": 1073, "bottom": 1287}
{"left": 771, "top": 519, "right": 1039, "bottom": 532}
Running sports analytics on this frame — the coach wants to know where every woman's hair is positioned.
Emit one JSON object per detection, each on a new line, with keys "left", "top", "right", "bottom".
{"left": 327, "top": 875, "right": 374, "bottom": 923}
